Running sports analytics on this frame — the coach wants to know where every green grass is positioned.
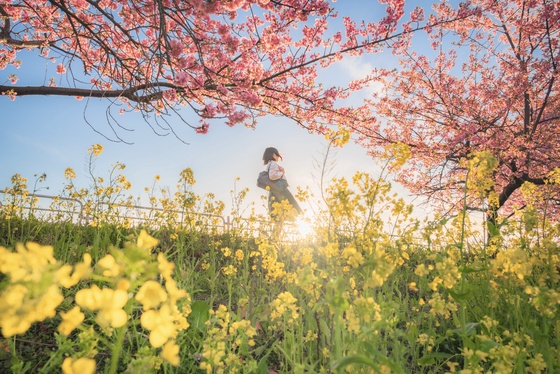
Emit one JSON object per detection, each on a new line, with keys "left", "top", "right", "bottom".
{"left": 1, "top": 160, "right": 559, "bottom": 373}
{"left": 1, "top": 214, "right": 558, "bottom": 373}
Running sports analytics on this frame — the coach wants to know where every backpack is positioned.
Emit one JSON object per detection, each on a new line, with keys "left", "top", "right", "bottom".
{"left": 257, "top": 164, "right": 288, "bottom": 192}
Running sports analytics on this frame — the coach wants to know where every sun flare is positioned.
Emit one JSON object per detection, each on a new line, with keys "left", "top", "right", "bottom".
{"left": 295, "top": 215, "right": 313, "bottom": 237}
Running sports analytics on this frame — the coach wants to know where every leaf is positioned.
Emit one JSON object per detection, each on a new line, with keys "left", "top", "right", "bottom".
{"left": 459, "top": 265, "right": 489, "bottom": 274}
{"left": 448, "top": 323, "right": 478, "bottom": 338}
{"left": 437, "top": 216, "right": 455, "bottom": 226}
{"left": 332, "top": 354, "right": 405, "bottom": 374}
{"left": 418, "top": 352, "right": 453, "bottom": 366}
{"left": 487, "top": 221, "right": 500, "bottom": 237}
{"left": 478, "top": 339, "right": 500, "bottom": 351}
{"left": 448, "top": 289, "right": 472, "bottom": 302}
{"left": 188, "top": 300, "right": 210, "bottom": 331}
{"left": 319, "top": 319, "right": 331, "bottom": 338}
{"left": 332, "top": 355, "right": 378, "bottom": 371}
{"left": 256, "top": 356, "right": 270, "bottom": 374}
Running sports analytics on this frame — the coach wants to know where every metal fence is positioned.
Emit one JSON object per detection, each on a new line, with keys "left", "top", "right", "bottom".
{"left": 0, "top": 190, "right": 433, "bottom": 244}
{"left": 0, "top": 189, "right": 276, "bottom": 235}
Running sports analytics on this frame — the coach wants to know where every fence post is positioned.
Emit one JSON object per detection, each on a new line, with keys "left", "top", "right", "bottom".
{"left": 225, "top": 215, "right": 231, "bottom": 232}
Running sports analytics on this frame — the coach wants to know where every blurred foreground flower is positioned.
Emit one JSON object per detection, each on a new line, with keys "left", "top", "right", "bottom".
{"left": 75, "top": 285, "right": 128, "bottom": 328}
{"left": 61, "top": 357, "right": 96, "bottom": 374}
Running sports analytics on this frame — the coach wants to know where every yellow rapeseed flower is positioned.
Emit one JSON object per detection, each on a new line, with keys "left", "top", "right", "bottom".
{"left": 436, "top": 258, "right": 460, "bottom": 289}
{"left": 37, "top": 285, "right": 63, "bottom": 317}
{"left": 527, "top": 353, "right": 547, "bottom": 374}
{"left": 270, "top": 292, "right": 299, "bottom": 324}
{"left": 89, "top": 144, "right": 104, "bottom": 157}
{"left": 157, "top": 253, "right": 175, "bottom": 280}
{"left": 64, "top": 167, "right": 77, "bottom": 179}
{"left": 492, "top": 248, "right": 532, "bottom": 281}
{"left": 446, "top": 361, "right": 459, "bottom": 373}
{"left": 97, "top": 254, "right": 121, "bottom": 278}
{"left": 414, "top": 264, "right": 430, "bottom": 277}
{"left": 1, "top": 284, "right": 26, "bottom": 311}
{"left": 235, "top": 249, "right": 244, "bottom": 262}
{"left": 429, "top": 276, "right": 443, "bottom": 291}
{"left": 116, "top": 279, "right": 131, "bottom": 291}
{"left": 0, "top": 242, "right": 68, "bottom": 337}
{"left": 165, "top": 278, "right": 188, "bottom": 305}
{"left": 137, "top": 230, "right": 159, "bottom": 252}
{"left": 161, "top": 340, "right": 180, "bottom": 366}
{"left": 322, "top": 242, "right": 339, "bottom": 259}
{"left": 383, "top": 142, "right": 411, "bottom": 169}
{"left": 465, "top": 150, "right": 498, "bottom": 197}
{"left": 0, "top": 285, "right": 33, "bottom": 337}
{"left": 75, "top": 285, "right": 128, "bottom": 328}
{"left": 61, "top": 357, "right": 96, "bottom": 374}
{"left": 345, "top": 306, "right": 360, "bottom": 334}
{"left": 428, "top": 293, "right": 457, "bottom": 318}
{"left": 0, "top": 242, "right": 56, "bottom": 282}
{"left": 141, "top": 304, "right": 177, "bottom": 348}
{"left": 56, "top": 253, "right": 92, "bottom": 288}
{"left": 135, "top": 280, "right": 168, "bottom": 310}
{"left": 58, "top": 306, "right": 85, "bottom": 335}
{"left": 221, "top": 264, "right": 237, "bottom": 276}
{"left": 368, "top": 271, "right": 386, "bottom": 288}
{"left": 354, "top": 296, "right": 381, "bottom": 324}
{"left": 342, "top": 244, "right": 364, "bottom": 268}
{"left": 221, "top": 247, "right": 232, "bottom": 257}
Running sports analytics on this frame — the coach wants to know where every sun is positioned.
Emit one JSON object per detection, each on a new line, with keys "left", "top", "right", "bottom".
{"left": 295, "top": 214, "right": 314, "bottom": 237}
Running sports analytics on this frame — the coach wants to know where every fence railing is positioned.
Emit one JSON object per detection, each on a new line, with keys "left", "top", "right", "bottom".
{"left": 0, "top": 189, "right": 279, "bottom": 236}
{"left": 0, "top": 190, "right": 86, "bottom": 222}
{"left": 0, "top": 190, "right": 432, "bottom": 244}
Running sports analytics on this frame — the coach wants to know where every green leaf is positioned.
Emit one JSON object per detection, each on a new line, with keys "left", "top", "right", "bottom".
{"left": 256, "top": 356, "right": 270, "bottom": 374}
{"left": 448, "top": 323, "right": 478, "bottom": 338}
{"left": 332, "top": 355, "right": 378, "bottom": 371}
{"left": 319, "top": 319, "right": 331, "bottom": 338}
{"left": 487, "top": 221, "right": 500, "bottom": 237}
{"left": 437, "top": 216, "right": 455, "bottom": 226}
{"left": 418, "top": 352, "right": 453, "bottom": 365}
{"left": 188, "top": 300, "right": 210, "bottom": 331}
{"left": 478, "top": 339, "right": 500, "bottom": 351}
{"left": 448, "top": 289, "right": 472, "bottom": 302}
{"left": 332, "top": 354, "right": 405, "bottom": 374}
{"left": 418, "top": 356, "right": 435, "bottom": 365}
{"left": 459, "top": 265, "right": 489, "bottom": 274}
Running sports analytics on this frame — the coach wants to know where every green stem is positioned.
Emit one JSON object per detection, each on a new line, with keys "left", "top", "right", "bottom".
{"left": 459, "top": 171, "right": 469, "bottom": 368}
{"left": 108, "top": 320, "right": 127, "bottom": 374}
{"left": 227, "top": 282, "right": 232, "bottom": 312}
{"left": 334, "top": 310, "right": 342, "bottom": 369}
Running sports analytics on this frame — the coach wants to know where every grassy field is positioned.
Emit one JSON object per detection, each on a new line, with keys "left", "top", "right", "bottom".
{"left": 0, "top": 150, "right": 559, "bottom": 373}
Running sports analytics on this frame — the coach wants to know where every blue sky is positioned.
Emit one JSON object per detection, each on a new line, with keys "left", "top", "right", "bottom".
{"left": 0, "top": 1, "right": 429, "bottom": 219}
{"left": 0, "top": 89, "right": 387, "bottom": 217}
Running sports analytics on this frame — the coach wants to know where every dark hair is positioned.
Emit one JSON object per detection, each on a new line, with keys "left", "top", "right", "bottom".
{"left": 263, "top": 147, "right": 282, "bottom": 165}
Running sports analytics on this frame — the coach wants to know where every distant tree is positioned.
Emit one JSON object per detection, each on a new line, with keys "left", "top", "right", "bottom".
{"left": 0, "top": 0, "right": 459, "bottom": 141}
{"left": 356, "top": 0, "right": 560, "bottom": 224}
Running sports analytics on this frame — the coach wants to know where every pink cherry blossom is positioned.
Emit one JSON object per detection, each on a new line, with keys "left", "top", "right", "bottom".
{"left": 56, "top": 64, "right": 66, "bottom": 74}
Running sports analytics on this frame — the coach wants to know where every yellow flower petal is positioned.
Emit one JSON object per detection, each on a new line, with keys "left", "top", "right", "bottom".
{"left": 97, "top": 308, "right": 128, "bottom": 328}
{"left": 135, "top": 281, "right": 167, "bottom": 310}
{"left": 140, "top": 310, "right": 157, "bottom": 330}
{"left": 58, "top": 306, "right": 85, "bottom": 335}
{"left": 161, "top": 340, "right": 180, "bottom": 366}
{"left": 0, "top": 315, "right": 32, "bottom": 338}
{"left": 76, "top": 285, "right": 103, "bottom": 310}
{"left": 62, "top": 357, "right": 96, "bottom": 374}
{"left": 137, "top": 230, "right": 159, "bottom": 252}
